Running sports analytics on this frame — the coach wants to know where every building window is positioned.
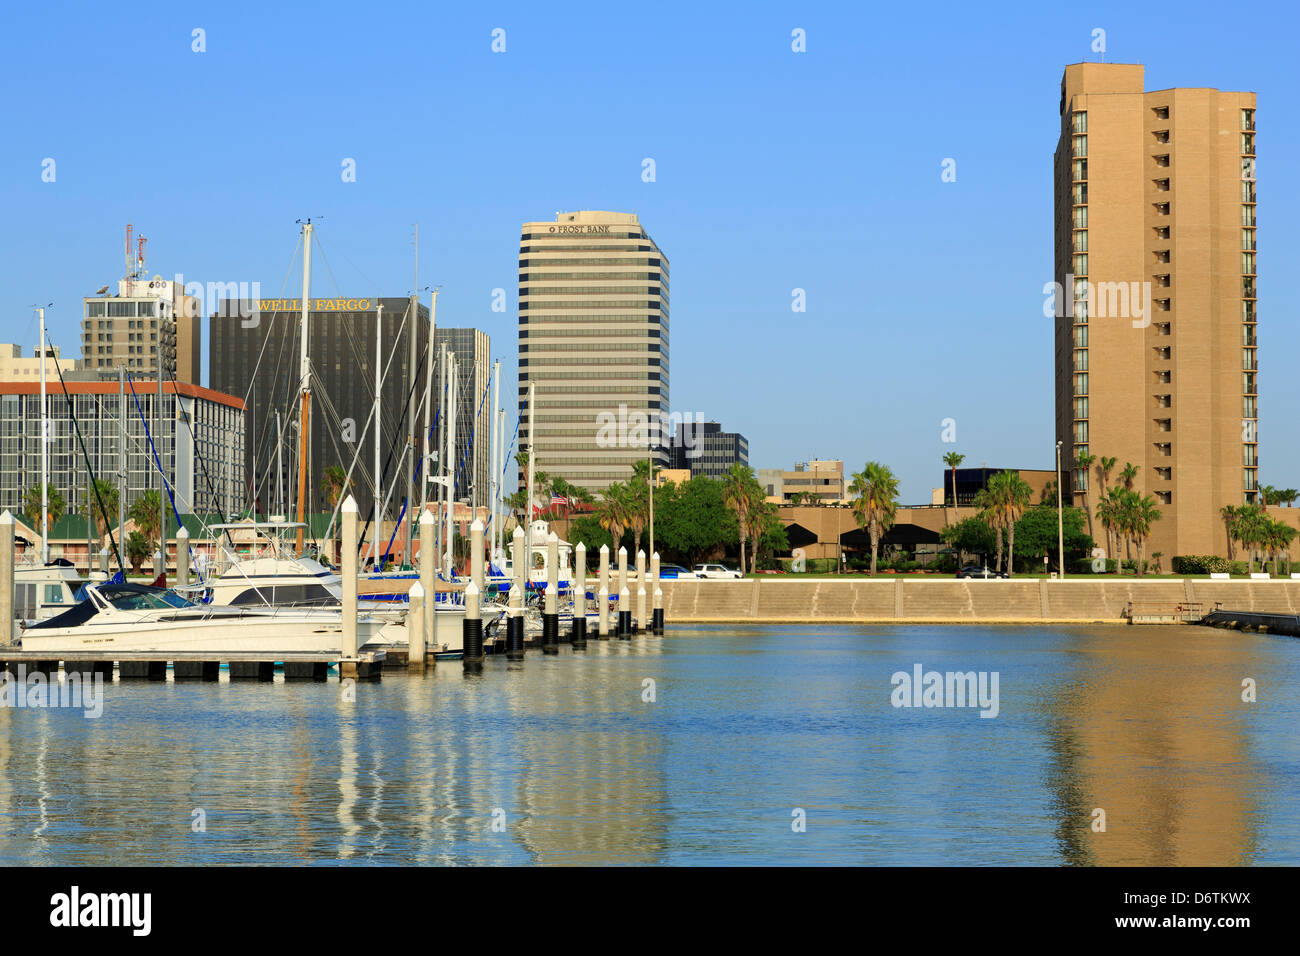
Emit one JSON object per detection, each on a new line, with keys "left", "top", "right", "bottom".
{"left": 1156, "top": 491, "right": 1172, "bottom": 505}
{"left": 1154, "top": 130, "right": 1170, "bottom": 144}
{"left": 1073, "top": 207, "right": 1088, "bottom": 229}
{"left": 1072, "top": 111, "right": 1087, "bottom": 133}
{"left": 1153, "top": 106, "right": 1170, "bottom": 120}
{"left": 1073, "top": 349, "right": 1088, "bottom": 371}
{"left": 1073, "top": 373, "right": 1088, "bottom": 395}
{"left": 1073, "top": 231, "right": 1088, "bottom": 253}
{"left": 1072, "top": 158, "right": 1088, "bottom": 181}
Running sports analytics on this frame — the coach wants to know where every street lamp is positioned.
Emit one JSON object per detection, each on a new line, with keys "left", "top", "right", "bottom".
{"left": 1056, "top": 441, "right": 1065, "bottom": 578}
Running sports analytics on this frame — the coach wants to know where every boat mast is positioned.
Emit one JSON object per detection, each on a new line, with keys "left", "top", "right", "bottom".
{"left": 371, "top": 302, "right": 384, "bottom": 569}
{"left": 275, "top": 410, "right": 284, "bottom": 515}
{"left": 444, "top": 353, "right": 457, "bottom": 573}
{"left": 294, "top": 221, "right": 313, "bottom": 555}
{"left": 495, "top": 406, "right": 505, "bottom": 561}
{"left": 490, "top": 360, "right": 500, "bottom": 563}
{"left": 419, "top": 289, "right": 438, "bottom": 515}
{"left": 404, "top": 225, "right": 418, "bottom": 567}
{"left": 525, "top": 381, "right": 535, "bottom": 558}
{"left": 38, "top": 307, "right": 49, "bottom": 565}
{"left": 118, "top": 366, "right": 126, "bottom": 558}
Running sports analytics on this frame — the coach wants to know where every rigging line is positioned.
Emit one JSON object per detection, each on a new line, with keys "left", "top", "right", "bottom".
{"left": 356, "top": 333, "right": 429, "bottom": 560}
{"left": 125, "top": 374, "right": 203, "bottom": 583}
{"left": 246, "top": 302, "right": 298, "bottom": 513}
{"left": 48, "top": 353, "right": 125, "bottom": 575}
{"left": 163, "top": 367, "right": 236, "bottom": 549}
{"left": 238, "top": 235, "right": 302, "bottom": 412}
{"left": 453, "top": 374, "right": 492, "bottom": 495}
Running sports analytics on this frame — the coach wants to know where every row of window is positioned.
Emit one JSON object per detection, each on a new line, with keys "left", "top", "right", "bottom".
{"left": 520, "top": 300, "right": 665, "bottom": 311}
{"left": 521, "top": 286, "right": 663, "bottom": 296}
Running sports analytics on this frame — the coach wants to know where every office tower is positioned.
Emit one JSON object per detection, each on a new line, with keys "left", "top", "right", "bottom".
{"left": 518, "top": 211, "right": 669, "bottom": 494}
{"left": 432, "top": 328, "right": 492, "bottom": 503}
{"left": 82, "top": 277, "right": 201, "bottom": 383}
{"left": 1055, "top": 62, "right": 1257, "bottom": 557}
{"left": 667, "top": 421, "right": 748, "bottom": 479}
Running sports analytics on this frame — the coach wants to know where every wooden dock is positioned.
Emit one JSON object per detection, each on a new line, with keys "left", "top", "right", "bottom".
{"left": 0, "top": 648, "right": 386, "bottom": 680}
{"left": 1201, "top": 609, "right": 1300, "bottom": 637}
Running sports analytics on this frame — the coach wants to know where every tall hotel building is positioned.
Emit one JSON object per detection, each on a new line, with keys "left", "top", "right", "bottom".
{"left": 1055, "top": 63, "right": 1257, "bottom": 557}
{"left": 518, "top": 211, "right": 669, "bottom": 493}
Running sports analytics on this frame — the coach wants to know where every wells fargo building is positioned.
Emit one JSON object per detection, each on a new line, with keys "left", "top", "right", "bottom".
{"left": 1054, "top": 63, "right": 1258, "bottom": 557}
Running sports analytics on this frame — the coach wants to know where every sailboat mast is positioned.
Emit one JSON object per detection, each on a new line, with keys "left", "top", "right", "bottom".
{"left": 294, "top": 222, "right": 313, "bottom": 554}
{"left": 404, "top": 293, "right": 417, "bottom": 567}
{"left": 525, "top": 381, "right": 535, "bottom": 559}
{"left": 38, "top": 307, "right": 49, "bottom": 565}
{"left": 275, "top": 410, "right": 284, "bottom": 515}
{"left": 118, "top": 366, "right": 126, "bottom": 556}
{"left": 490, "top": 360, "right": 500, "bottom": 562}
{"left": 420, "top": 290, "right": 438, "bottom": 515}
{"left": 444, "top": 354, "right": 457, "bottom": 574}
{"left": 369, "top": 302, "right": 384, "bottom": 570}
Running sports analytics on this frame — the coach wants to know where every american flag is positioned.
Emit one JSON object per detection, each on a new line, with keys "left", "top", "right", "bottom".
{"left": 550, "top": 494, "right": 568, "bottom": 507}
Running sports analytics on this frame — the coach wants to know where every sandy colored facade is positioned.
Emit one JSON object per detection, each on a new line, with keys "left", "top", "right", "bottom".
{"left": 518, "top": 211, "right": 669, "bottom": 494}
{"left": 1055, "top": 63, "right": 1257, "bottom": 559}
{"left": 82, "top": 278, "right": 201, "bottom": 384}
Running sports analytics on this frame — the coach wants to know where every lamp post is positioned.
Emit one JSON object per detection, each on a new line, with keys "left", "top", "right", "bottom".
{"left": 1056, "top": 440, "right": 1065, "bottom": 578}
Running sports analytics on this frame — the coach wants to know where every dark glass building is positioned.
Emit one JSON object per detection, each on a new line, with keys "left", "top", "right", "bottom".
{"left": 668, "top": 421, "right": 749, "bottom": 480}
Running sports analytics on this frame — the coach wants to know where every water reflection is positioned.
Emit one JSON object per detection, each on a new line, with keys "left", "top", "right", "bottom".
{"left": 0, "top": 626, "right": 1294, "bottom": 865}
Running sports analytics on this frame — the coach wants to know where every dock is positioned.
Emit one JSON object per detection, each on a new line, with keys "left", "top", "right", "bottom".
{"left": 0, "top": 648, "right": 386, "bottom": 680}
{"left": 1201, "top": 609, "right": 1300, "bottom": 637}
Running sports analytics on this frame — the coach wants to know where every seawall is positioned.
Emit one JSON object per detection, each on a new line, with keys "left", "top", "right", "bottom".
{"left": 657, "top": 578, "right": 1300, "bottom": 624}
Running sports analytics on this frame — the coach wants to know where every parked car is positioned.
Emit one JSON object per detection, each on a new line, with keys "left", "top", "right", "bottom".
{"left": 658, "top": 564, "right": 697, "bottom": 579}
{"left": 693, "top": 563, "right": 744, "bottom": 579}
{"left": 955, "top": 565, "right": 1007, "bottom": 580}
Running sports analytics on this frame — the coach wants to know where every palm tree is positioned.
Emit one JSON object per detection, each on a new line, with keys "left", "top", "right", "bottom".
{"left": 990, "top": 471, "right": 1033, "bottom": 576}
{"left": 1117, "top": 463, "right": 1139, "bottom": 560}
{"left": 1123, "top": 490, "right": 1162, "bottom": 577}
{"left": 1220, "top": 505, "right": 1239, "bottom": 561}
{"left": 84, "top": 479, "right": 120, "bottom": 541}
{"left": 321, "top": 465, "right": 350, "bottom": 563}
{"left": 1272, "top": 521, "right": 1298, "bottom": 576}
{"left": 1096, "top": 456, "right": 1117, "bottom": 560}
{"left": 596, "top": 482, "right": 631, "bottom": 550}
{"left": 1094, "top": 486, "right": 1125, "bottom": 574}
{"left": 722, "top": 464, "right": 755, "bottom": 573}
{"left": 942, "top": 452, "right": 965, "bottom": 528}
{"left": 1074, "top": 452, "right": 1097, "bottom": 542}
{"left": 849, "top": 462, "right": 899, "bottom": 576}
{"left": 129, "top": 488, "right": 163, "bottom": 550}
{"left": 22, "top": 482, "right": 66, "bottom": 532}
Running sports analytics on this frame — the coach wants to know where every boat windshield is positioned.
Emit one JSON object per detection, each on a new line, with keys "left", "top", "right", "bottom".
{"left": 102, "top": 587, "right": 196, "bottom": 611}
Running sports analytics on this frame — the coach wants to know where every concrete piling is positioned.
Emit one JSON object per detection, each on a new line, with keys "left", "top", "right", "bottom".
{"left": 571, "top": 542, "right": 587, "bottom": 648}
{"left": 635, "top": 549, "right": 646, "bottom": 634}
{"left": 471, "top": 519, "right": 485, "bottom": 591}
{"left": 618, "top": 585, "right": 631, "bottom": 639}
{"left": 598, "top": 544, "right": 610, "bottom": 639}
{"left": 542, "top": 532, "right": 560, "bottom": 654}
{"left": 463, "top": 581, "right": 484, "bottom": 671}
{"left": 176, "top": 526, "right": 190, "bottom": 588}
{"left": 507, "top": 525, "right": 525, "bottom": 660}
{"left": 337, "top": 495, "right": 378, "bottom": 680}
{"left": 419, "top": 510, "right": 436, "bottom": 668}
{"left": 97, "top": 546, "right": 109, "bottom": 576}
{"left": 651, "top": 551, "right": 664, "bottom": 633}
{"left": 0, "top": 512, "right": 12, "bottom": 648}
{"left": 408, "top": 581, "right": 426, "bottom": 671}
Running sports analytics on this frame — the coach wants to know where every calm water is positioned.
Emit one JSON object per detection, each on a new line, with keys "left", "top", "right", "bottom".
{"left": 1, "top": 625, "right": 1297, "bottom": 866}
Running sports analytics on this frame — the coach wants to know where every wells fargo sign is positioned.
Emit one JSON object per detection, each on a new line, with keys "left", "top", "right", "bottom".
{"left": 255, "top": 298, "right": 375, "bottom": 312}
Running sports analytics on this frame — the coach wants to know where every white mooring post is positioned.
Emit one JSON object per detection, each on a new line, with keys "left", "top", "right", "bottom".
{"left": 650, "top": 551, "right": 662, "bottom": 633}
{"left": 471, "top": 519, "right": 485, "bottom": 591}
{"left": 176, "top": 526, "right": 191, "bottom": 588}
{"left": 0, "top": 511, "right": 13, "bottom": 647}
{"left": 419, "top": 510, "right": 436, "bottom": 665}
{"left": 408, "top": 581, "right": 426, "bottom": 670}
{"left": 635, "top": 548, "right": 646, "bottom": 633}
{"left": 571, "top": 542, "right": 587, "bottom": 647}
{"left": 598, "top": 544, "right": 610, "bottom": 638}
{"left": 342, "top": 496, "right": 359, "bottom": 661}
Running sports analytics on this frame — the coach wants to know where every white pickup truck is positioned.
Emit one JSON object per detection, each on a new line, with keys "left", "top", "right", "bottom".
{"left": 692, "top": 563, "right": 743, "bottom": 579}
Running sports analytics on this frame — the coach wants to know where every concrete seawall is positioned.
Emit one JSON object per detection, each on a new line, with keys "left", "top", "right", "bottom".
{"left": 658, "top": 578, "right": 1300, "bottom": 624}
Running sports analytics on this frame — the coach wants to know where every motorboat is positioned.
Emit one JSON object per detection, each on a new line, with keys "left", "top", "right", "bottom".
{"left": 20, "top": 582, "right": 388, "bottom": 655}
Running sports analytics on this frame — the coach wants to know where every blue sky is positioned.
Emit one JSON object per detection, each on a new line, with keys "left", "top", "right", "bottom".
{"left": 2, "top": 0, "right": 1296, "bottom": 501}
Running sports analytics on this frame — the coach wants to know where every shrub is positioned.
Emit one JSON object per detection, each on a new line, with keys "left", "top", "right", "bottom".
{"left": 1171, "top": 555, "right": 1230, "bottom": 575}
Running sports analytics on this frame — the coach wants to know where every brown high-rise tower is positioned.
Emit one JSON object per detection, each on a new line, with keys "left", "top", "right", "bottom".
{"left": 1054, "top": 63, "right": 1257, "bottom": 559}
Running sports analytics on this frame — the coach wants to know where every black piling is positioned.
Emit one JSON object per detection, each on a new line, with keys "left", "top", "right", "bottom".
{"left": 571, "top": 615, "right": 587, "bottom": 649}
{"left": 463, "top": 617, "right": 485, "bottom": 671}
{"left": 618, "top": 610, "right": 632, "bottom": 639}
{"left": 506, "top": 614, "right": 525, "bottom": 661}
{"left": 542, "top": 613, "right": 559, "bottom": 655}
{"left": 652, "top": 607, "right": 665, "bottom": 634}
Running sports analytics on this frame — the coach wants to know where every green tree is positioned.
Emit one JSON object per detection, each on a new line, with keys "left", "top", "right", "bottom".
{"left": 1074, "top": 452, "right": 1097, "bottom": 542}
{"left": 130, "top": 488, "right": 163, "bottom": 550}
{"left": 940, "top": 515, "right": 996, "bottom": 563}
{"left": 989, "top": 470, "right": 1033, "bottom": 576}
{"left": 942, "top": 451, "right": 965, "bottom": 528}
{"left": 22, "top": 483, "right": 65, "bottom": 532}
{"left": 84, "top": 479, "right": 120, "bottom": 541}
{"left": 849, "top": 462, "right": 899, "bottom": 576}
{"left": 125, "top": 530, "right": 150, "bottom": 575}
{"left": 1220, "top": 504, "right": 1239, "bottom": 561}
{"left": 722, "top": 464, "right": 758, "bottom": 573}
{"left": 596, "top": 482, "right": 632, "bottom": 552}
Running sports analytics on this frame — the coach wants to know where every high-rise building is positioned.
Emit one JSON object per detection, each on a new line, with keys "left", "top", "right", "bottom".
{"left": 1054, "top": 63, "right": 1257, "bottom": 558}
{"left": 518, "top": 211, "right": 669, "bottom": 494}
{"left": 81, "top": 278, "right": 202, "bottom": 384}
{"left": 431, "top": 328, "right": 492, "bottom": 504}
{"left": 667, "top": 421, "right": 748, "bottom": 479}
{"left": 210, "top": 296, "right": 431, "bottom": 518}
{"left": 0, "top": 380, "right": 245, "bottom": 520}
